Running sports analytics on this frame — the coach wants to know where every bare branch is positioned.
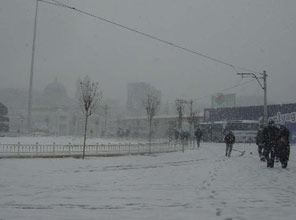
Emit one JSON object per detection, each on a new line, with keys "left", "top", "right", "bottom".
{"left": 144, "top": 93, "right": 160, "bottom": 147}
{"left": 175, "top": 100, "right": 184, "bottom": 129}
{"left": 78, "top": 76, "right": 102, "bottom": 159}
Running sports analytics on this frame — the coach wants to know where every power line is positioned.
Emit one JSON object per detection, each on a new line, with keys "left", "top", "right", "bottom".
{"left": 193, "top": 78, "right": 256, "bottom": 102}
{"left": 163, "top": 78, "right": 256, "bottom": 106}
{"left": 115, "top": 78, "right": 256, "bottom": 111}
{"left": 38, "top": 0, "right": 261, "bottom": 109}
{"left": 39, "top": 0, "right": 258, "bottom": 73}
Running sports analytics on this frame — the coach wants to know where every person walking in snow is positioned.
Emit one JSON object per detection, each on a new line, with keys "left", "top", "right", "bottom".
{"left": 180, "top": 130, "right": 190, "bottom": 145}
{"left": 224, "top": 130, "right": 235, "bottom": 157}
{"left": 262, "top": 120, "right": 279, "bottom": 168}
{"left": 173, "top": 128, "right": 179, "bottom": 141}
{"left": 194, "top": 127, "right": 203, "bottom": 148}
{"left": 277, "top": 125, "right": 290, "bottom": 168}
{"left": 256, "top": 125, "right": 265, "bottom": 161}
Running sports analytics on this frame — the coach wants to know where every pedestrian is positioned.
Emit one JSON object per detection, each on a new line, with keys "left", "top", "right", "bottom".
{"left": 173, "top": 128, "right": 179, "bottom": 141}
{"left": 224, "top": 130, "right": 235, "bottom": 157}
{"left": 194, "top": 127, "right": 203, "bottom": 148}
{"left": 277, "top": 125, "right": 290, "bottom": 168}
{"left": 262, "top": 120, "right": 279, "bottom": 168}
{"left": 256, "top": 124, "right": 265, "bottom": 161}
{"left": 180, "top": 130, "right": 189, "bottom": 145}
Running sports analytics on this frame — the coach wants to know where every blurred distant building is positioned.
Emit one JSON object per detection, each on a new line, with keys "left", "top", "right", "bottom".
{"left": 0, "top": 79, "right": 76, "bottom": 135}
{"left": 108, "top": 114, "right": 203, "bottom": 139}
{"left": 126, "top": 82, "right": 161, "bottom": 117}
{"left": 30, "top": 79, "right": 74, "bottom": 135}
{"left": 0, "top": 78, "right": 120, "bottom": 137}
{"left": 0, "top": 88, "right": 33, "bottom": 134}
{"left": 40, "top": 78, "right": 72, "bottom": 107}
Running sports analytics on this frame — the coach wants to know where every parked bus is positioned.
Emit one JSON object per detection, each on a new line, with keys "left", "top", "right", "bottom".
{"left": 199, "top": 120, "right": 259, "bottom": 143}
{"left": 199, "top": 121, "right": 223, "bottom": 142}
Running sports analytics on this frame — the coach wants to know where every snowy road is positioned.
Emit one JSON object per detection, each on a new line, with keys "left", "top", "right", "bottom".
{"left": 1, "top": 141, "right": 296, "bottom": 220}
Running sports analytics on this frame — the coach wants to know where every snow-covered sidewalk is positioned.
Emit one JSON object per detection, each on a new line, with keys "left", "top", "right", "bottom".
{"left": 0, "top": 140, "right": 295, "bottom": 220}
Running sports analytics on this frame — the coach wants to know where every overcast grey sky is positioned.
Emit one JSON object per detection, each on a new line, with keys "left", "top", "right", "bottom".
{"left": 1, "top": 0, "right": 296, "bottom": 105}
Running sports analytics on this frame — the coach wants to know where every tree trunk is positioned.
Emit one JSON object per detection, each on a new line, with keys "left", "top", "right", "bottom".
{"left": 82, "top": 114, "right": 88, "bottom": 159}
{"left": 149, "top": 118, "right": 152, "bottom": 153}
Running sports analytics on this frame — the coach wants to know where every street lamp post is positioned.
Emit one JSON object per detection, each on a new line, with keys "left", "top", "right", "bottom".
{"left": 27, "top": 0, "right": 40, "bottom": 133}
{"left": 237, "top": 70, "right": 268, "bottom": 125}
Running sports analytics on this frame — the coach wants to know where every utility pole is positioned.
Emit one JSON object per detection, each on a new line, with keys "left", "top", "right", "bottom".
{"left": 104, "top": 104, "right": 108, "bottom": 136}
{"left": 263, "top": 70, "right": 268, "bottom": 125}
{"left": 237, "top": 70, "right": 268, "bottom": 125}
{"left": 189, "top": 99, "right": 193, "bottom": 136}
{"left": 175, "top": 99, "right": 184, "bottom": 130}
{"left": 27, "top": 0, "right": 39, "bottom": 133}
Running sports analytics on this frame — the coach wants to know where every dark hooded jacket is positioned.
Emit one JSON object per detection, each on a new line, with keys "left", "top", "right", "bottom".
{"left": 262, "top": 124, "right": 279, "bottom": 146}
{"left": 224, "top": 132, "right": 235, "bottom": 145}
{"left": 256, "top": 128, "right": 264, "bottom": 146}
{"left": 279, "top": 125, "right": 290, "bottom": 143}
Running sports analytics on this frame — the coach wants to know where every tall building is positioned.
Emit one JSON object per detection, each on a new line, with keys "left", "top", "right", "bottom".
{"left": 126, "top": 82, "right": 161, "bottom": 117}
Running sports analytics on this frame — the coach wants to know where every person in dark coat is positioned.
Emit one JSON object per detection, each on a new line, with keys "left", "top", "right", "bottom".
{"left": 173, "top": 128, "right": 179, "bottom": 141}
{"left": 180, "top": 130, "right": 190, "bottom": 145}
{"left": 262, "top": 120, "right": 280, "bottom": 168}
{"left": 194, "top": 127, "right": 203, "bottom": 148}
{"left": 256, "top": 125, "right": 265, "bottom": 161}
{"left": 224, "top": 130, "right": 235, "bottom": 157}
{"left": 277, "top": 125, "right": 290, "bottom": 168}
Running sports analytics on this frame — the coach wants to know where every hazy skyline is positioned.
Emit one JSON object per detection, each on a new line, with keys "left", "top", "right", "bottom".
{"left": 1, "top": 0, "right": 296, "bottom": 106}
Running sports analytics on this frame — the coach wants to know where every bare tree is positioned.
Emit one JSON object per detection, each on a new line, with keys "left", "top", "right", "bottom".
{"left": 79, "top": 76, "right": 102, "bottom": 159}
{"left": 144, "top": 93, "right": 160, "bottom": 152}
{"left": 175, "top": 100, "right": 184, "bottom": 130}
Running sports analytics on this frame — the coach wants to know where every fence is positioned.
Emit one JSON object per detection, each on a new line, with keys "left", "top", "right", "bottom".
{"left": 0, "top": 141, "right": 195, "bottom": 158}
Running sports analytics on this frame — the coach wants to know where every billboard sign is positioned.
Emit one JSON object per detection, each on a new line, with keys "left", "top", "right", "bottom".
{"left": 211, "top": 93, "right": 236, "bottom": 108}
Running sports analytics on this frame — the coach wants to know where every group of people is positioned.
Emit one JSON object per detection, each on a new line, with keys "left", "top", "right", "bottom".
{"left": 194, "top": 126, "right": 235, "bottom": 156}
{"left": 223, "top": 121, "right": 290, "bottom": 168}
{"left": 188, "top": 122, "right": 290, "bottom": 169}
{"left": 170, "top": 127, "right": 203, "bottom": 147}
{"left": 256, "top": 121, "right": 290, "bottom": 168}
{"left": 171, "top": 128, "right": 191, "bottom": 142}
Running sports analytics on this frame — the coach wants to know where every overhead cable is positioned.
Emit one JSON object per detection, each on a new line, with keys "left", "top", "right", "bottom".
{"left": 39, "top": 0, "right": 259, "bottom": 73}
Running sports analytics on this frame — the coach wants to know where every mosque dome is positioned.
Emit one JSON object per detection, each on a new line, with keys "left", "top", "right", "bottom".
{"left": 43, "top": 78, "right": 67, "bottom": 98}
{"left": 41, "top": 78, "right": 71, "bottom": 106}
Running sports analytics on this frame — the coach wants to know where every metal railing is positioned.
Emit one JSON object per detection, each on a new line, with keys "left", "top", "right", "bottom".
{"left": 0, "top": 141, "right": 195, "bottom": 158}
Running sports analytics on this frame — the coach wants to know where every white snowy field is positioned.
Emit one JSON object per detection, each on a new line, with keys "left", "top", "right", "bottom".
{"left": 0, "top": 137, "right": 296, "bottom": 220}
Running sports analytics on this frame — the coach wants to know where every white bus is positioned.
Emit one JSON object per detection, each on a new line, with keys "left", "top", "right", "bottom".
{"left": 199, "top": 120, "right": 259, "bottom": 143}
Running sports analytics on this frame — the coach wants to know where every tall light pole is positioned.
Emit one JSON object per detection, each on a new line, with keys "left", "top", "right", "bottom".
{"left": 237, "top": 70, "right": 268, "bottom": 125}
{"left": 27, "top": 0, "right": 39, "bottom": 133}
{"left": 104, "top": 104, "right": 108, "bottom": 136}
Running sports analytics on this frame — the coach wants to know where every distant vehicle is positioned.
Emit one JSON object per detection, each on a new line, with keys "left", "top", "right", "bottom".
{"left": 200, "top": 120, "right": 259, "bottom": 143}
{"left": 225, "top": 120, "right": 259, "bottom": 143}
{"left": 199, "top": 121, "right": 225, "bottom": 142}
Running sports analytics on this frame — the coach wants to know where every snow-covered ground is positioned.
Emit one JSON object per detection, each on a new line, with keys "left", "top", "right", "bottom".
{"left": 0, "top": 137, "right": 296, "bottom": 220}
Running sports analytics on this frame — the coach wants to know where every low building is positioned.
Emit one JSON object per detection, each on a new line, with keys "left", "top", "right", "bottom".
{"left": 109, "top": 114, "right": 203, "bottom": 139}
